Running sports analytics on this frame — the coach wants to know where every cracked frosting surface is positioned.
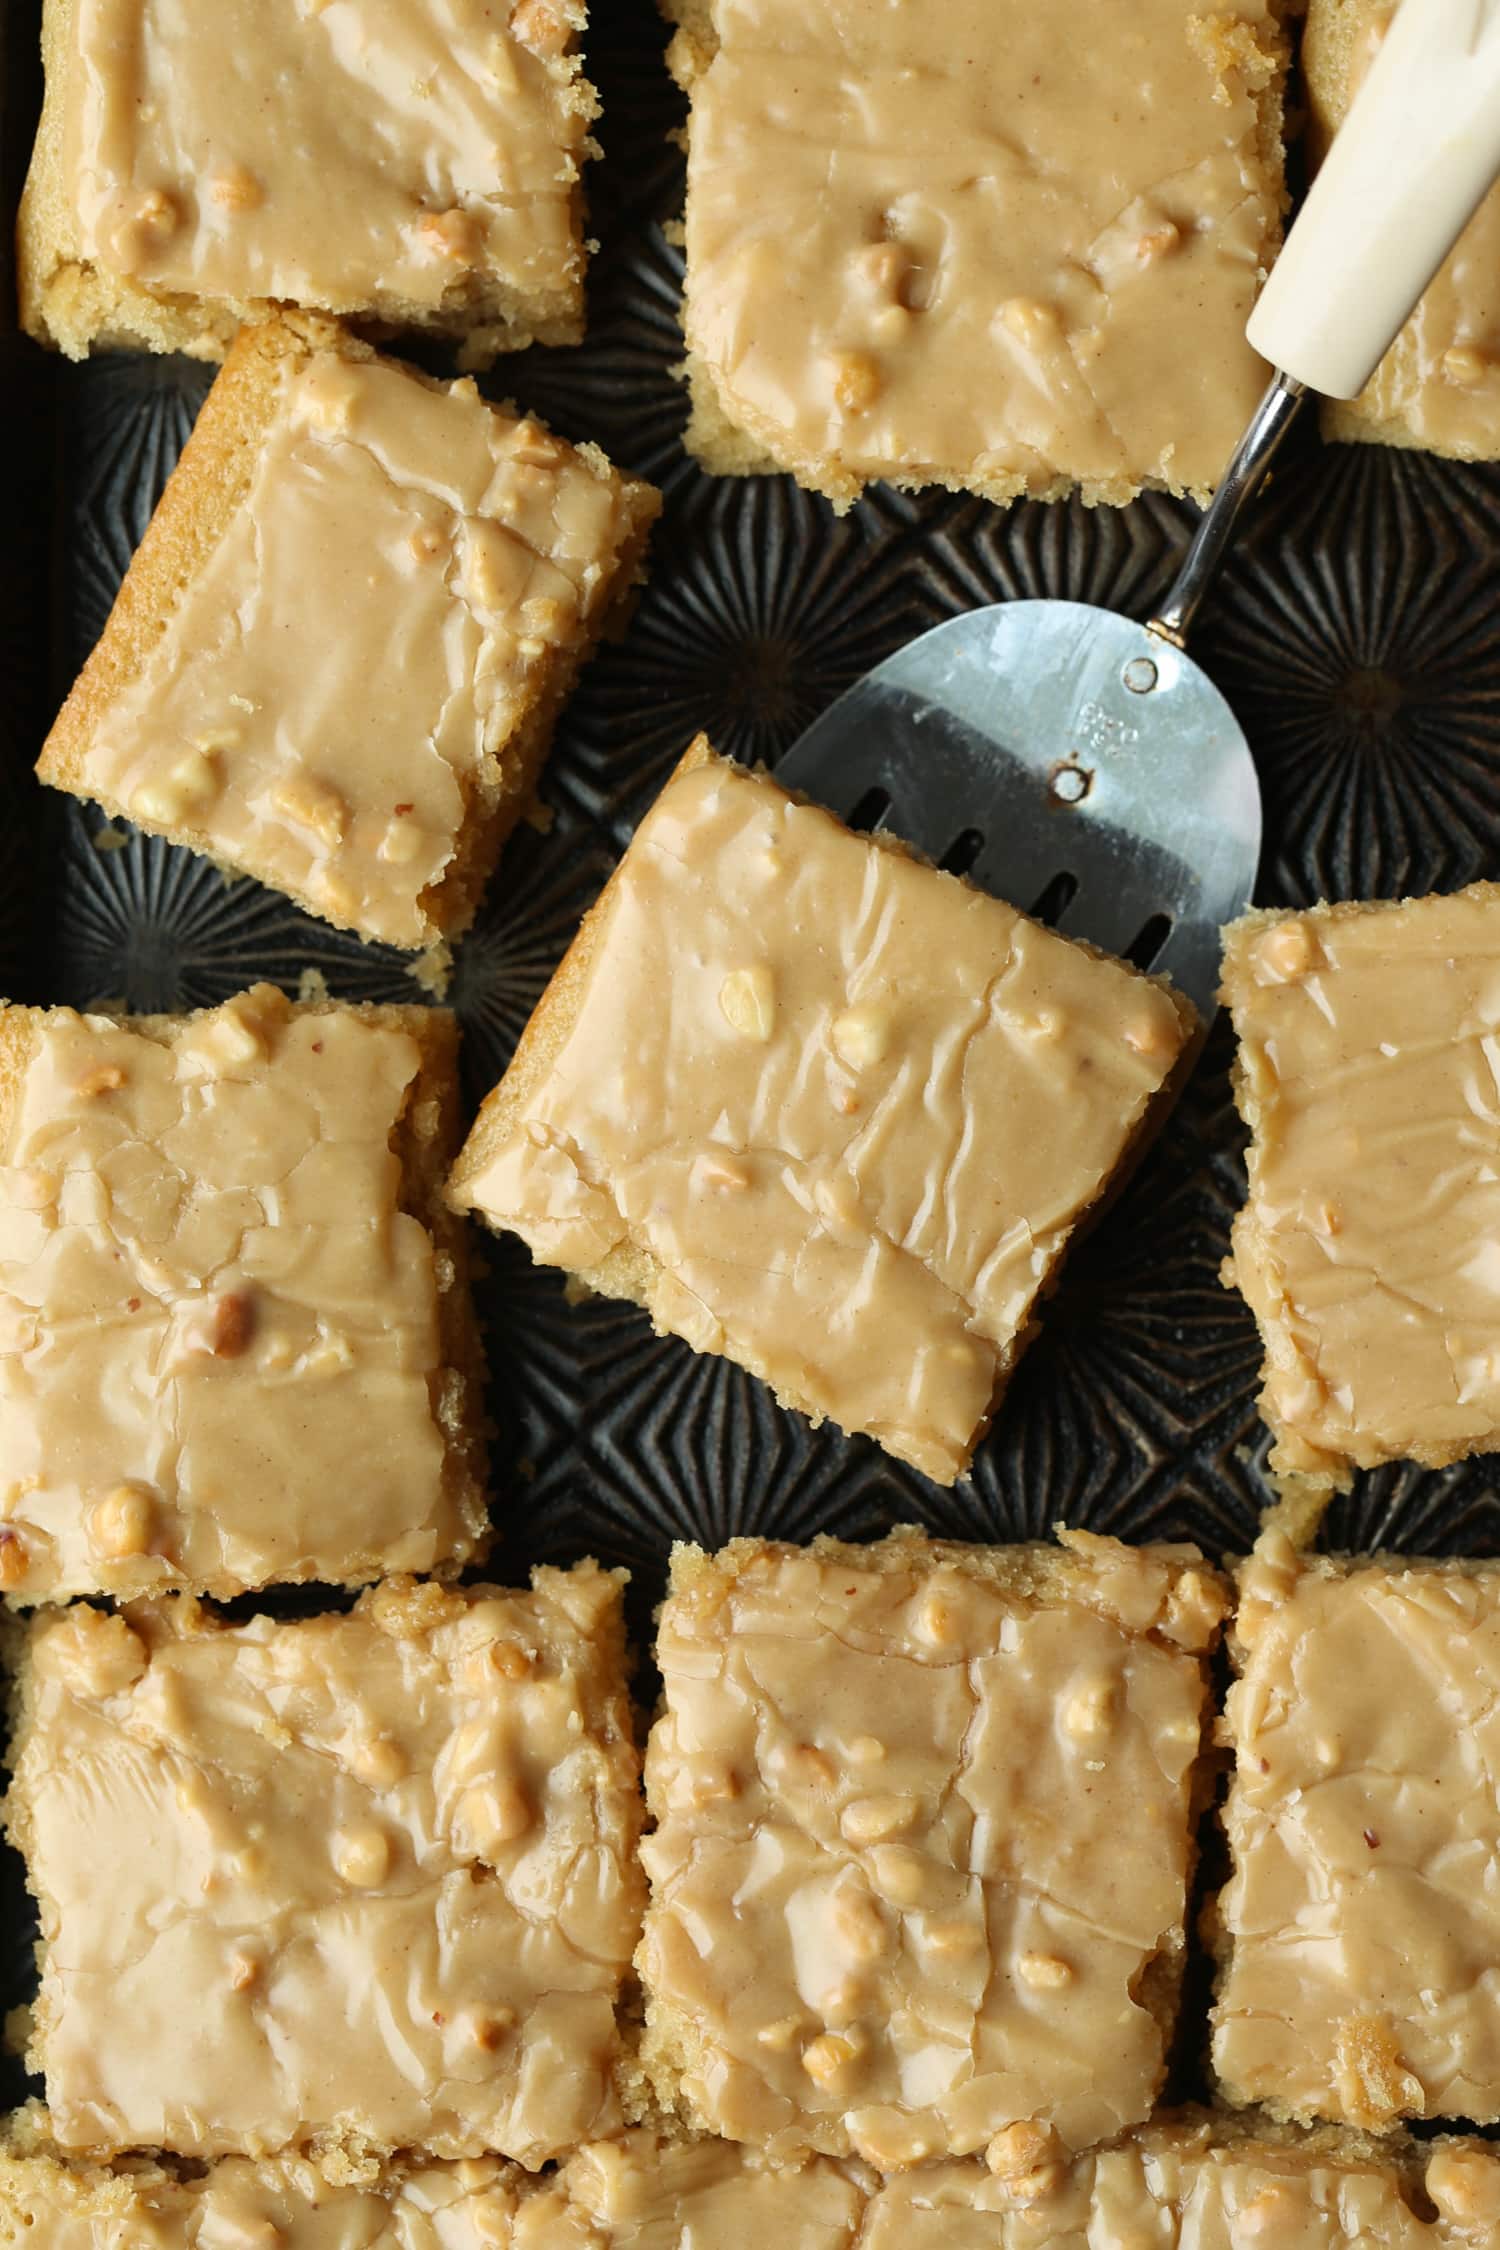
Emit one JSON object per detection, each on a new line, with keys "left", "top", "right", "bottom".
{"left": 1223, "top": 887, "right": 1500, "bottom": 1477}
{"left": 0, "top": 984, "right": 477, "bottom": 1601}
{"left": 60, "top": 0, "right": 590, "bottom": 324}
{"left": 500, "top": 2119, "right": 1500, "bottom": 2247}
{"left": 1309, "top": 0, "right": 1500, "bottom": 459}
{"left": 510, "top": 2133, "right": 864, "bottom": 2249}
{"left": 674, "top": 0, "right": 1285, "bottom": 502}
{"left": 0, "top": 2148, "right": 526, "bottom": 2250}
{"left": 78, "top": 348, "right": 639, "bottom": 951}
{"left": 636, "top": 1533, "right": 1223, "bottom": 2165}
{"left": 6, "top": 1566, "right": 645, "bottom": 2165}
{"left": 448, "top": 750, "right": 1191, "bottom": 1483}
{"left": 862, "top": 2126, "right": 1500, "bottom": 2249}
{"left": 1214, "top": 1535, "right": 1500, "bottom": 2129}
{"left": 29, "top": 2119, "right": 1494, "bottom": 2250}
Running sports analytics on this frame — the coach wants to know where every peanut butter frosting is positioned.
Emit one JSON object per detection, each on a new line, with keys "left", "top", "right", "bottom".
{"left": 1222, "top": 886, "right": 1500, "bottom": 1478}
{"left": 6, "top": 1567, "right": 645, "bottom": 2165}
{"left": 0, "top": 984, "right": 481, "bottom": 1601}
{"left": 58, "top": 0, "right": 590, "bottom": 336}
{"left": 21, "top": 2118, "right": 1495, "bottom": 2250}
{"left": 71, "top": 343, "right": 642, "bottom": 953}
{"left": 509, "top": 2135, "right": 863, "bottom": 2249}
{"left": 1214, "top": 1534, "right": 1500, "bottom": 2130}
{"left": 862, "top": 2126, "right": 1500, "bottom": 2249}
{"left": 1308, "top": 1, "right": 1500, "bottom": 458}
{"left": 636, "top": 1532, "right": 1225, "bottom": 2166}
{"left": 670, "top": 0, "right": 1286, "bottom": 505}
{"left": 504, "top": 2120, "right": 1500, "bottom": 2248}
{"left": 448, "top": 748, "right": 1192, "bottom": 1484}
{"left": 0, "top": 2147, "right": 526, "bottom": 2250}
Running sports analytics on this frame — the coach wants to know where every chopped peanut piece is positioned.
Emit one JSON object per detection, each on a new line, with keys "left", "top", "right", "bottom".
{"left": 271, "top": 775, "right": 348, "bottom": 850}
{"left": 89, "top": 1484, "right": 156, "bottom": 1561}
{"left": 717, "top": 966, "right": 776, "bottom": 1041}
{"left": 801, "top": 2034, "right": 858, "bottom": 2089}
{"left": 829, "top": 352, "right": 881, "bottom": 412}
{"left": 76, "top": 1063, "right": 125, "bottom": 1098}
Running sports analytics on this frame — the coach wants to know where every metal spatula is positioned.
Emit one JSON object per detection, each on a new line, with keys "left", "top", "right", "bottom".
{"left": 779, "top": 0, "right": 1500, "bottom": 1022}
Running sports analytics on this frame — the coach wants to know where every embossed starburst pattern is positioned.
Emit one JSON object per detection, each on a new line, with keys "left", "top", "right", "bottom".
{"left": 9, "top": 2, "right": 1500, "bottom": 1800}
{"left": 59, "top": 352, "right": 215, "bottom": 674}
{"left": 1201, "top": 436, "right": 1500, "bottom": 904}
{"left": 557, "top": 474, "right": 953, "bottom": 837}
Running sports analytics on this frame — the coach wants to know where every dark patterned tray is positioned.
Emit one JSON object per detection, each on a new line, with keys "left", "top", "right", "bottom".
{"left": 3, "top": 0, "right": 1500, "bottom": 2122}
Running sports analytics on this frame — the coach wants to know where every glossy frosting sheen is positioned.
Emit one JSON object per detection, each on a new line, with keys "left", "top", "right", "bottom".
{"left": 0, "top": 985, "right": 469, "bottom": 1599}
{"left": 14, "top": 2123, "right": 1500, "bottom": 2249}
{"left": 1223, "top": 887, "right": 1500, "bottom": 1476}
{"left": 860, "top": 2130, "right": 1500, "bottom": 2250}
{"left": 680, "top": 0, "right": 1284, "bottom": 498}
{"left": 638, "top": 1536, "right": 1223, "bottom": 2165}
{"left": 8, "top": 1568, "right": 645, "bottom": 2165}
{"left": 0, "top": 2150, "right": 526, "bottom": 2250}
{"left": 83, "top": 352, "right": 635, "bottom": 951}
{"left": 452, "top": 754, "right": 1190, "bottom": 1483}
{"left": 1215, "top": 1537, "right": 1500, "bottom": 2130}
{"left": 521, "top": 2125, "right": 1500, "bottom": 2245}
{"left": 512, "top": 2136, "right": 864, "bottom": 2249}
{"left": 64, "top": 0, "right": 587, "bottom": 317}
{"left": 1311, "top": 1, "right": 1500, "bottom": 456}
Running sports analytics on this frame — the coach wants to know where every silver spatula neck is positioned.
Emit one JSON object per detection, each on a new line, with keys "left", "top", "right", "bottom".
{"left": 1149, "top": 372, "right": 1308, "bottom": 651}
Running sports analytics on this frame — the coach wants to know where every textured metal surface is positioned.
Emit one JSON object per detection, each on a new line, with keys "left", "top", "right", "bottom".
{"left": 5, "top": 0, "right": 1500, "bottom": 2119}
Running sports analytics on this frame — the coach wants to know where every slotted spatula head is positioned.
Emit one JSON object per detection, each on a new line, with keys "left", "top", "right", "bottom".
{"left": 776, "top": 600, "right": 1261, "bottom": 1024}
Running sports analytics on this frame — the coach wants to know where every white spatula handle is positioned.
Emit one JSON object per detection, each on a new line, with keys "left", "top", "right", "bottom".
{"left": 1248, "top": 0, "right": 1500, "bottom": 399}
{"left": 1151, "top": 0, "right": 1500, "bottom": 647}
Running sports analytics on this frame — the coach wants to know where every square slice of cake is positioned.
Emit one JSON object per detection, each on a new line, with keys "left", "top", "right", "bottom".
{"left": 1222, "top": 886, "right": 1500, "bottom": 1481}
{"left": 513, "top": 2116, "right": 1500, "bottom": 2247}
{"left": 5, "top": 1566, "right": 645, "bottom": 2164}
{"left": 1213, "top": 1534, "right": 1500, "bottom": 2129}
{"left": 0, "top": 982, "right": 486, "bottom": 1602}
{"left": 37, "top": 316, "right": 658, "bottom": 957}
{"left": 1307, "top": 0, "right": 1500, "bottom": 459}
{"left": 0, "top": 2144, "right": 526, "bottom": 2250}
{"left": 664, "top": 0, "right": 1290, "bottom": 509}
{"left": 634, "top": 1529, "right": 1225, "bottom": 2166}
{"left": 446, "top": 743, "right": 1194, "bottom": 1485}
{"left": 20, "top": 0, "right": 597, "bottom": 363}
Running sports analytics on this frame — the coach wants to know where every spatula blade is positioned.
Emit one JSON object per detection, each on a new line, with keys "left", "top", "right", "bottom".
{"left": 776, "top": 601, "right": 1261, "bottom": 1023}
